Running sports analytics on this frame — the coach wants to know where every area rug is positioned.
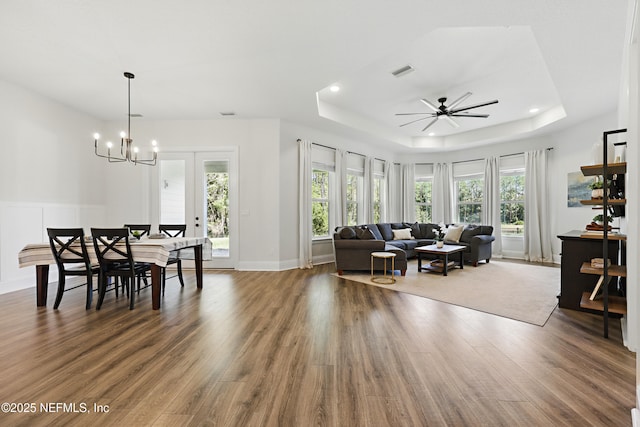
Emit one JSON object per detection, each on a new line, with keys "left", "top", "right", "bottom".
{"left": 333, "top": 259, "right": 560, "bottom": 326}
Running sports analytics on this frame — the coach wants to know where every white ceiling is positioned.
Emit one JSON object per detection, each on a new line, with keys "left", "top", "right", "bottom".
{"left": 0, "top": 1, "right": 631, "bottom": 152}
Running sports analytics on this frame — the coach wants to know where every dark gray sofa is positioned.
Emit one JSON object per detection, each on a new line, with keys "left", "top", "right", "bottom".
{"left": 333, "top": 222, "right": 495, "bottom": 276}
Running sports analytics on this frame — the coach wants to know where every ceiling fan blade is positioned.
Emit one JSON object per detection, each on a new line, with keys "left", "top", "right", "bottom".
{"left": 421, "top": 117, "right": 439, "bottom": 131}
{"left": 446, "top": 92, "right": 472, "bottom": 110}
{"left": 399, "top": 116, "right": 434, "bottom": 127}
{"left": 442, "top": 115, "right": 460, "bottom": 128}
{"left": 395, "top": 112, "right": 435, "bottom": 116}
{"left": 450, "top": 113, "right": 490, "bottom": 118}
{"left": 449, "top": 99, "right": 498, "bottom": 114}
{"left": 419, "top": 98, "right": 440, "bottom": 112}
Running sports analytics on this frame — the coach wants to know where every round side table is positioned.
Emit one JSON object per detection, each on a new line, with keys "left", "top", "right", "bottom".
{"left": 370, "top": 251, "right": 396, "bottom": 284}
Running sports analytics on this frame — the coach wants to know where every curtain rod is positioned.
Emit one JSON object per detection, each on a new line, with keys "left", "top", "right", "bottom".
{"left": 347, "top": 150, "right": 386, "bottom": 163}
{"left": 301, "top": 140, "right": 388, "bottom": 163}
{"left": 451, "top": 147, "right": 553, "bottom": 165}
{"left": 299, "top": 139, "right": 335, "bottom": 151}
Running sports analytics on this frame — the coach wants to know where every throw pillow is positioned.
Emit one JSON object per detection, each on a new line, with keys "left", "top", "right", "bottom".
{"left": 444, "top": 224, "right": 464, "bottom": 243}
{"left": 356, "top": 226, "right": 375, "bottom": 240}
{"left": 404, "top": 222, "right": 422, "bottom": 238}
{"left": 420, "top": 223, "right": 437, "bottom": 239}
{"left": 376, "top": 223, "right": 394, "bottom": 241}
{"left": 339, "top": 227, "right": 356, "bottom": 239}
{"left": 460, "top": 225, "right": 481, "bottom": 243}
{"left": 392, "top": 228, "right": 414, "bottom": 240}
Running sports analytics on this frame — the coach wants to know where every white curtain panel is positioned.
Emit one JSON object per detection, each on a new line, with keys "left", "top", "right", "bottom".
{"left": 380, "top": 159, "right": 388, "bottom": 222}
{"left": 402, "top": 163, "right": 416, "bottom": 221}
{"left": 363, "top": 156, "right": 372, "bottom": 223}
{"left": 386, "top": 163, "right": 402, "bottom": 222}
{"left": 483, "top": 156, "right": 502, "bottom": 256}
{"left": 297, "top": 139, "right": 313, "bottom": 269}
{"left": 524, "top": 150, "right": 553, "bottom": 262}
{"left": 432, "top": 163, "right": 453, "bottom": 223}
{"left": 335, "top": 149, "right": 348, "bottom": 226}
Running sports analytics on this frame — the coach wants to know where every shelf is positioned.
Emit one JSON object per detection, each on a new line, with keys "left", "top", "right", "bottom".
{"left": 580, "top": 232, "right": 627, "bottom": 241}
{"left": 580, "top": 162, "right": 627, "bottom": 176}
{"left": 580, "top": 292, "right": 627, "bottom": 315}
{"left": 579, "top": 262, "right": 627, "bottom": 277}
{"left": 579, "top": 198, "right": 626, "bottom": 205}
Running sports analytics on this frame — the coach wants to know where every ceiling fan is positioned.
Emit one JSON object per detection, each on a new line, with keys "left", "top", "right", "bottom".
{"left": 396, "top": 92, "right": 498, "bottom": 132}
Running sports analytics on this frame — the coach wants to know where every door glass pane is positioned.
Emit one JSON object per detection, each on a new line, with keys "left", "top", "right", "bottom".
{"left": 160, "top": 159, "right": 186, "bottom": 223}
{"left": 204, "top": 160, "right": 229, "bottom": 257}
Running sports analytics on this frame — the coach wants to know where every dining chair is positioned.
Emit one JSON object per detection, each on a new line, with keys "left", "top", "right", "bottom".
{"left": 47, "top": 228, "right": 100, "bottom": 310}
{"left": 124, "top": 224, "right": 151, "bottom": 239}
{"left": 124, "top": 224, "right": 152, "bottom": 291}
{"left": 91, "top": 228, "right": 150, "bottom": 310}
{"left": 158, "top": 224, "right": 186, "bottom": 294}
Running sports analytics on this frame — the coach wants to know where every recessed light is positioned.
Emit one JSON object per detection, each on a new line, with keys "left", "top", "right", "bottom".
{"left": 428, "top": 132, "right": 435, "bottom": 136}
{"left": 330, "top": 85, "right": 340, "bottom": 92}
{"left": 529, "top": 107, "right": 539, "bottom": 113}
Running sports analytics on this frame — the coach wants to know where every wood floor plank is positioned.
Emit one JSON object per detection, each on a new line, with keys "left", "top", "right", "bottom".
{"left": 0, "top": 264, "right": 634, "bottom": 426}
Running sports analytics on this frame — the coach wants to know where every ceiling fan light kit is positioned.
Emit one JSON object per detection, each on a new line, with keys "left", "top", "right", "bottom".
{"left": 397, "top": 92, "right": 499, "bottom": 132}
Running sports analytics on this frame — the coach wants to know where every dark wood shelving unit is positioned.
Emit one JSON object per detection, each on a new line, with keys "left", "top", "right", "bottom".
{"left": 579, "top": 262, "right": 627, "bottom": 277}
{"left": 579, "top": 198, "right": 627, "bottom": 205}
{"left": 580, "top": 292, "right": 627, "bottom": 315}
{"left": 577, "top": 128, "right": 627, "bottom": 338}
{"left": 581, "top": 162, "right": 627, "bottom": 176}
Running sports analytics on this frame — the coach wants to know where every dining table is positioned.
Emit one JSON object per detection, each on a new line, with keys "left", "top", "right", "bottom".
{"left": 18, "top": 236, "right": 208, "bottom": 310}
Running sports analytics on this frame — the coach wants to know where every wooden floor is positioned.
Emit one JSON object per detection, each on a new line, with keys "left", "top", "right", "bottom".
{"left": 0, "top": 264, "right": 635, "bottom": 426}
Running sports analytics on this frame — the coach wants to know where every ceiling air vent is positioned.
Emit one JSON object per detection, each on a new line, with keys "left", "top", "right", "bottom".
{"left": 391, "top": 65, "right": 415, "bottom": 78}
{"left": 220, "top": 112, "right": 236, "bottom": 117}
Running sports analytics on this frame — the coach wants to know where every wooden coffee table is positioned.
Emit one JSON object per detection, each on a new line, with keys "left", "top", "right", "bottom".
{"left": 416, "top": 244, "right": 466, "bottom": 276}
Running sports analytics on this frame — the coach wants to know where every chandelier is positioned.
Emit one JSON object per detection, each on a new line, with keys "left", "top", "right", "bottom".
{"left": 93, "top": 72, "right": 158, "bottom": 166}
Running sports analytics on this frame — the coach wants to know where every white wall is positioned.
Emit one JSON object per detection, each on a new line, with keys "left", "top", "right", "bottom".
{"left": 98, "top": 118, "right": 283, "bottom": 271}
{"left": 0, "top": 79, "right": 106, "bottom": 293}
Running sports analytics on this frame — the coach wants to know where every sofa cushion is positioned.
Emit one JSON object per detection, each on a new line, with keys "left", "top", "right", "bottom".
{"left": 339, "top": 227, "right": 357, "bottom": 239}
{"left": 444, "top": 224, "right": 465, "bottom": 243}
{"left": 363, "top": 224, "right": 384, "bottom": 240}
{"left": 356, "top": 226, "right": 376, "bottom": 240}
{"left": 403, "top": 222, "right": 422, "bottom": 238}
{"left": 402, "top": 240, "right": 419, "bottom": 250}
{"left": 460, "top": 225, "right": 482, "bottom": 243}
{"left": 386, "top": 240, "right": 407, "bottom": 250}
{"left": 419, "top": 223, "right": 437, "bottom": 239}
{"left": 377, "top": 223, "right": 394, "bottom": 241}
{"left": 392, "top": 228, "right": 413, "bottom": 240}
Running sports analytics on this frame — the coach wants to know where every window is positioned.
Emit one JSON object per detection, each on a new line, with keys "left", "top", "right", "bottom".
{"left": 414, "top": 163, "right": 433, "bottom": 223}
{"left": 372, "top": 159, "right": 385, "bottom": 223}
{"left": 346, "top": 173, "right": 362, "bottom": 225}
{"left": 453, "top": 160, "right": 484, "bottom": 224}
{"left": 455, "top": 174, "right": 483, "bottom": 223}
{"left": 415, "top": 179, "right": 432, "bottom": 222}
{"left": 500, "top": 168, "right": 525, "bottom": 236}
{"left": 345, "top": 153, "right": 365, "bottom": 226}
{"left": 311, "top": 145, "right": 336, "bottom": 239}
{"left": 312, "top": 168, "right": 331, "bottom": 237}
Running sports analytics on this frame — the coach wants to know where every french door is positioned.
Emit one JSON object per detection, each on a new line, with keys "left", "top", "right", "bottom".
{"left": 151, "top": 150, "right": 238, "bottom": 269}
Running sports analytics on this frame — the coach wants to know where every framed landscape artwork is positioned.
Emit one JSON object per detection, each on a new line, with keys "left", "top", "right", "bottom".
{"left": 567, "top": 171, "right": 594, "bottom": 207}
